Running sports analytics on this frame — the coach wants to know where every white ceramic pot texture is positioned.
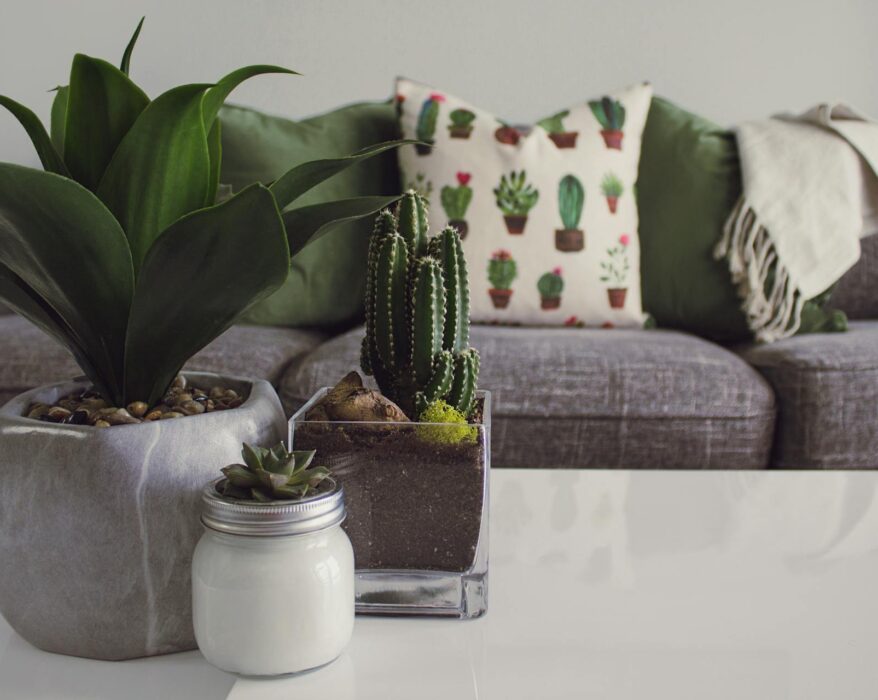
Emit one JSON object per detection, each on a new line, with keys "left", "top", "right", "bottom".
{"left": 0, "top": 372, "right": 286, "bottom": 661}
{"left": 192, "top": 524, "right": 355, "bottom": 676}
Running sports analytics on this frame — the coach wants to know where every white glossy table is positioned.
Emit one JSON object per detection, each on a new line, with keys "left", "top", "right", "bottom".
{"left": 3, "top": 469, "right": 878, "bottom": 699}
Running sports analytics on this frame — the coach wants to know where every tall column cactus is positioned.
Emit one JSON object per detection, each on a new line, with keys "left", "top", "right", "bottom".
{"left": 361, "top": 191, "right": 480, "bottom": 419}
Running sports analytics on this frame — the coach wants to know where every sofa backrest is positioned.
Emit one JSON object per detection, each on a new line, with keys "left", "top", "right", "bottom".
{"left": 832, "top": 234, "right": 878, "bottom": 319}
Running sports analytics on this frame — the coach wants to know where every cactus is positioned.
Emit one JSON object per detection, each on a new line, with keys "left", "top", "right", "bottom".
{"left": 216, "top": 443, "right": 331, "bottom": 502}
{"left": 537, "top": 110, "right": 569, "bottom": 134}
{"left": 558, "top": 175, "right": 584, "bottom": 230}
{"left": 440, "top": 172, "right": 473, "bottom": 220}
{"left": 538, "top": 269, "right": 564, "bottom": 298}
{"left": 494, "top": 170, "right": 539, "bottom": 216}
{"left": 448, "top": 108, "right": 476, "bottom": 138}
{"left": 415, "top": 93, "right": 444, "bottom": 154}
{"left": 487, "top": 250, "right": 517, "bottom": 290}
{"left": 361, "top": 191, "right": 480, "bottom": 419}
{"left": 589, "top": 97, "right": 626, "bottom": 131}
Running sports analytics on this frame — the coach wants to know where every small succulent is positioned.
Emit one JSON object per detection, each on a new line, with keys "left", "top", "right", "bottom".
{"left": 216, "top": 442, "right": 331, "bottom": 501}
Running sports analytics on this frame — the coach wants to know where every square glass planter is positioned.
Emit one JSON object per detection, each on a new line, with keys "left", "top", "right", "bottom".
{"left": 290, "top": 390, "right": 490, "bottom": 619}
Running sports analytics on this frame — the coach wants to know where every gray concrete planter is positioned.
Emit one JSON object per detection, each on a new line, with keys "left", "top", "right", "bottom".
{"left": 0, "top": 372, "right": 286, "bottom": 661}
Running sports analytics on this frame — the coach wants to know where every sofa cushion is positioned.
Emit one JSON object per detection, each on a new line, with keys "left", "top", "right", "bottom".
{"left": 220, "top": 101, "right": 401, "bottom": 328}
{"left": 395, "top": 78, "right": 653, "bottom": 329}
{"left": 738, "top": 321, "right": 878, "bottom": 468}
{"left": 0, "top": 315, "right": 324, "bottom": 407}
{"left": 282, "top": 326, "right": 776, "bottom": 469}
{"left": 831, "top": 234, "right": 878, "bottom": 320}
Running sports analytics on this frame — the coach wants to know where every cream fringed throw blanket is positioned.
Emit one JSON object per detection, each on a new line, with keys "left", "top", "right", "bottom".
{"left": 715, "top": 104, "right": 878, "bottom": 342}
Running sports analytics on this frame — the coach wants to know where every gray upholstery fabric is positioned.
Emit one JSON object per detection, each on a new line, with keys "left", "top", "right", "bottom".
{"left": 738, "top": 321, "right": 878, "bottom": 468}
{"left": 282, "top": 325, "right": 776, "bottom": 469}
{"left": 0, "top": 314, "right": 324, "bottom": 406}
{"left": 831, "top": 233, "right": 878, "bottom": 319}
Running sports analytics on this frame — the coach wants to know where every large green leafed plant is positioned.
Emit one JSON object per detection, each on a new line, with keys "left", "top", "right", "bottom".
{"left": 0, "top": 20, "right": 411, "bottom": 407}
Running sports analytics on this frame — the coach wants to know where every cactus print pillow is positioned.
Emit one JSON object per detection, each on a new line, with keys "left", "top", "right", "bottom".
{"left": 396, "top": 78, "right": 652, "bottom": 327}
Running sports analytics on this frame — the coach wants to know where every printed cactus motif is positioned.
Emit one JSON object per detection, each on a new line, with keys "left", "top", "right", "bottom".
{"left": 558, "top": 175, "right": 584, "bottom": 230}
{"left": 361, "top": 191, "right": 479, "bottom": 418}
{"left": 448, "top": 108, "right": 476, "bottom": 138}
{"left": 601, "top": 172, "right": 624, "bottom": 213}
{"left": 416, "top": 92, "right": 445, "bottom": 155}
{"left": 555, "top": 175, "right": 585, "bottom": 252}
{"left": 537, "top": 268, "right": 564, "bottom": 309}
{"left": 440, "top": 172, "right": 473, "bottom": 238}
{"left": 589, "top": 97, "right": 626, "bottom": 149}
{"left": 494, "top": 170, "right": 539, "bottom": 234}
{"left": 487, "top": 250, "right": 516, "bottom": 309}
{"left": 537, "top": 109, "right": 578, "bottom": 148}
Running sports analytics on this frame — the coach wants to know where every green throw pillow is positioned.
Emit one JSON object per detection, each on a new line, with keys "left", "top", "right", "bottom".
{"left": 219, "top": 101, "right": 401, "bottom": 328}
{"left": 637, "top": 97, "right": 845, "bottom": 343}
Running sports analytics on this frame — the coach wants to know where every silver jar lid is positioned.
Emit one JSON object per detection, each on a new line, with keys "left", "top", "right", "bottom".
{"left": 201, "top": 479, "right": 346, "bottom": 537}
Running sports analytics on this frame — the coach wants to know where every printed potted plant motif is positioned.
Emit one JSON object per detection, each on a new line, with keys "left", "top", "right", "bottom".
{"left": 416, "top": 92, "right": 445, "bottom": 155}
{"left": 600, "top": 234, "right": 631, "bottom": 308}
{"left": 537, "top": 110, "right": 578, "bottom": 148}
{"left": 494, "top": 121, "right": 521, "bottom": 145}
{"left": 601, "top": 172, "right": 624, "bottom": 213}
{"left": 488, "top": 250, "right": 517, "bottom": 309}
{"left": 448, "top": 108, "right": 476, "bottom": 139}
{"left": 494, "top": 170, "right": 539, "bottom": 234}
{"left": 589, "top": 97, "right": 626, "bottom": 150}
{"left": 555, "top": 174, "right": 585, "bottom": 252}
{"left": 406, "top": 172, "right": 433, "bottom": 199}
{"left": 537, "top": 268, "right": 564, "bottom": 309}
{"left": 441, "top": 172, "right": 473, "bottom": 239}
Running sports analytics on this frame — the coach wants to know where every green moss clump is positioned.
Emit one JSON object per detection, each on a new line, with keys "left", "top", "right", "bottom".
{"left": 417, "top": 400, "right": 477, "bottom": 445}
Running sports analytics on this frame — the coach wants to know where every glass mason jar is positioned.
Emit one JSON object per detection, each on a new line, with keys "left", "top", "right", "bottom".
{"left": 192, "top": 480, "right": 354, "bottom": 676}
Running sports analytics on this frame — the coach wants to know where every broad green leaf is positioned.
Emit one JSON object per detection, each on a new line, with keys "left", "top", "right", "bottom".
{"left": 120, "top": 17, "right": 145, "bottom": 75}
{"left": 201, "top": 65, "right": 297, "bottom": 128}
{"left": 206, "top": 118, "right": 222, "bottom": 205}
{"left": 0, "top": 95, "right": 69, "bottom": 175}
{"left": 269, "top": 139, "right": 418, "bottom": 210}
{"left": 64, "top": 54, "right": 149, "bottom": 190}
{"left": 283, "top": 194, "right": 405, "bottom": 257}
{"left": 97, "top": 83, "right": 212, "bottom": 271}
{"left": 222, "top": 465, "right": 261, "bottom": 488}
{"left": 242, "top": 443, "right": 263, "bottom": 472}
{"left": 49, "top": 86, "right": 68, "bottom": 153}
{"left": 0, "top": 263, "right": 110, "bottom": 399}
{"left": 0, "top": 164, "right": 134, "bottom": 404}
{"left": 124, "top": 184, "right": 289, "bottom": 404}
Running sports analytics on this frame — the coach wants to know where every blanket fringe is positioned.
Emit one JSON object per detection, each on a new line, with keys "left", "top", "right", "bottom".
{"left": 714, "top": 197, "right": 805, "bottom": 342}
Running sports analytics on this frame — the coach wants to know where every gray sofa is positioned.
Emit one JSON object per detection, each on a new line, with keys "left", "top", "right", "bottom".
{"left": 1, "top": 236, "right": 876, "bottom": 469}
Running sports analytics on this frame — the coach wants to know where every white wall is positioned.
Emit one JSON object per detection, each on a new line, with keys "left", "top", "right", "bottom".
{"left": 2, "top": 0, "right": 876, "bottom": 167}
